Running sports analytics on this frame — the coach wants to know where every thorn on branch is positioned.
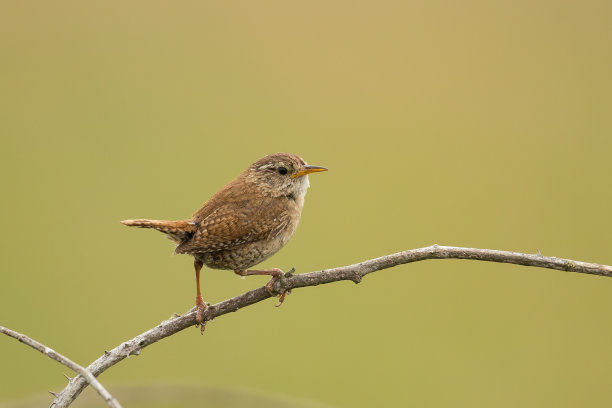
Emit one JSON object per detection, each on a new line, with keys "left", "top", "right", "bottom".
{"left": 49, "top": 391, "right": 58, "bottom": 397}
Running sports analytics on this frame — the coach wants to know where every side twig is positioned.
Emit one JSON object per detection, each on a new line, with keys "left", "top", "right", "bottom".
{"left": 0, "top": 326, "right": 122, "bottom": 408}
{"left": 51, "top": 245, "right": 612, "bottom": 407}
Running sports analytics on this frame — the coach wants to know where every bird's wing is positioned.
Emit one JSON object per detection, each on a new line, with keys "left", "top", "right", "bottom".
{"left": 175, "top": 198, "right": 290, "bottom": 254}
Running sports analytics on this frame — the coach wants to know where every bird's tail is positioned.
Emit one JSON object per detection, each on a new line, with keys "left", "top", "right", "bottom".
{"left": 120, "top": 219, "right": 197, "bottom": 243}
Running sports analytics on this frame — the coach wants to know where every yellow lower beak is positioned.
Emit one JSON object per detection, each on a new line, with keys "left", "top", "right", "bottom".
{"left": 291, "top": 165, "right": 328, "bottom": 179}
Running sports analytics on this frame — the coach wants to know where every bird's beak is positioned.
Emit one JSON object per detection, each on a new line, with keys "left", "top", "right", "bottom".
{"left": 291, "top": 165, "right": 328, "bottom": 179}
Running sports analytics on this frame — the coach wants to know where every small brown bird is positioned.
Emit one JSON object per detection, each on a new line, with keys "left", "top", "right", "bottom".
{"left": 121, "top": 153, "right": 327, "bottom": 327}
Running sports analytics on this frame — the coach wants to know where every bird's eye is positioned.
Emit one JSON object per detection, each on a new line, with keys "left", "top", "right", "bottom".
{"left": 278, "top": 167, "right": 288, "bottom": 175}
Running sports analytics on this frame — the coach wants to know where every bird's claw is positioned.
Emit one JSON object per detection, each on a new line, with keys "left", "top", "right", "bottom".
{"left": 265, "top": 267, "right": 294, "bottom": 306}
{"left": 265, "top": 277, "right": 279, "bottom": 296}
{"left": 275, "top": 289, "right": 292, "bottom": 307}
{"left": 195, "top": 321, "right": 206, "bottom": 334}
{"left": 195, "top": 302, "right": 208, "bottom": 334}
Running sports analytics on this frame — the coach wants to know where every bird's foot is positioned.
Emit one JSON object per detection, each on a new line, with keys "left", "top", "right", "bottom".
{"left": 237, "top": 267, "right": 295, "bottom": 306}
{"left": 265, "top": 267, "right": 295, "bottom": 307}
{"left": 275, "top": 289, "right": 292, "bottom": 307}
{"left": 195, "top": 296, "right": 208, "bottom": 334}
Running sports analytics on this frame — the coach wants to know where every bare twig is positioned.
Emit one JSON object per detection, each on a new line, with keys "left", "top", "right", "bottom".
{"left": 0, "top": 326, "right": 122, "bottom": 408}
{"left": 51, "top": 245, "right": 612, "bottom": 407}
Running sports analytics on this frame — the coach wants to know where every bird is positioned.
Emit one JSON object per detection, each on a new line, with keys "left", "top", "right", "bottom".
{"left": 121, "top": 152, "right": 327, "bottom": 329}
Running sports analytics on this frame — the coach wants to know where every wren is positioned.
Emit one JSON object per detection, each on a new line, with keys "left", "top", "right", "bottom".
{"left": 121, "top": 153, "right": 327, "bottom": 328}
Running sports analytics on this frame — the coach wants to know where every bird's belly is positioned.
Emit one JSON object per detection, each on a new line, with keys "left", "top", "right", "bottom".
{"left": 198, "top": 237, "right": 288, "bottom": 272}
{"left": 196, "top": 203, "right": 302, "bottom": 272}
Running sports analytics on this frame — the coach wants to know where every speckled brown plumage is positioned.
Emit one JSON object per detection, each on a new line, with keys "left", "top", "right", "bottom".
{"left": 121, "top": 153, "right": 327, "bottom": 329}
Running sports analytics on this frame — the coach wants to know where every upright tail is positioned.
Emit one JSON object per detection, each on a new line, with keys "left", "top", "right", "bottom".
{"left": 120, "top": 219, "right": 197, "bottom": 243}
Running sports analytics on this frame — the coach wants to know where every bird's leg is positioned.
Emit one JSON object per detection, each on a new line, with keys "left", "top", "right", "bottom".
{"left": 236, "top": 268, "right": 283, "bottom": 294}
{"left": 234, "top": 268, "right": 294, "bottom": 306}
{"left": 194, "top": 259, "right": 207, "bottom": 331}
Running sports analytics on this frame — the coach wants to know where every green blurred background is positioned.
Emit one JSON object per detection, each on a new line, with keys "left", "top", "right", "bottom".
{"left": 1, "top": 1, "right": 612, "bottom": 407}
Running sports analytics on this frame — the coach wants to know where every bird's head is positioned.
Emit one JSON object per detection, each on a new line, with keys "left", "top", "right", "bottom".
{"left": 245, "top": 153, "right": 327, "bottom": 199}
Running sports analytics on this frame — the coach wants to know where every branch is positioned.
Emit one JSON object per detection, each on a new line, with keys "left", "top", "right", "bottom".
{"left": 51, "top": 245, "right": 612, "bottom": 407}
{"left": 0, "top": 326, "right": 122, "bottom": 408}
